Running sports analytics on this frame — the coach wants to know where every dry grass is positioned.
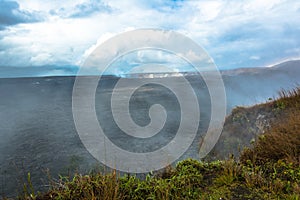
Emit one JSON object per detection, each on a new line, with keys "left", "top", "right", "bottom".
{"left": 37, "top": 171, "right": 122, "bottom": 200}
{"left": 240, "top": 87, "right": 300, "bottom": 165}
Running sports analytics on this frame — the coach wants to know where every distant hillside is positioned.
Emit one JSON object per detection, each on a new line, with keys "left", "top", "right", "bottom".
{"left": 208, "top": 86, "right": 300, "bottom": 160}
{"left": 221, "top": 60, "right": 300, "bottom": 111}
{"left": 221, "top": 59, "right": 300, "bottom": 76}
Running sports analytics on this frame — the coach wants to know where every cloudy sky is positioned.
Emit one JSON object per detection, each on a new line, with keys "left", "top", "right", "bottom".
{"left": 0, "top": 0, "right": 300, "bottom": 77}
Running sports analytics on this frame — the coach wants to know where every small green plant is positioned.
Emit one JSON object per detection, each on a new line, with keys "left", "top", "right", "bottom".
{"left": 19, "top": 172, "right": 36, "bottom": 200}
{"left": 273, "top": 100, "right": 286, "bottom": 112}
{"left": 12, "top": 156, "right": 300, "bottom": 200}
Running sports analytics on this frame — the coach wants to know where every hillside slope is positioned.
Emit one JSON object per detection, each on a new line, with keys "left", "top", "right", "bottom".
{"left": 209, "top": 87, "right": 300, "bottom": 160}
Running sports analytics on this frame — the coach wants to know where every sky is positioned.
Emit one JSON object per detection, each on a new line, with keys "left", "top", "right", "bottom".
{"left": 0, "top": 0, "right": 300, "bottom": 77}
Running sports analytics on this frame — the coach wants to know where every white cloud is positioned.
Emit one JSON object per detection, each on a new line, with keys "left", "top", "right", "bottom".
{"left": 78, "top": 31, "right": 120, "bottom": 66}
{"left": 0, "top": 0, "right": 300, "bottom": 76}
{"left": 250, "top": 56, "right": 261, "bottom": 60}
{"left": 30, "top": 52, "right": 53, "bottom": 65}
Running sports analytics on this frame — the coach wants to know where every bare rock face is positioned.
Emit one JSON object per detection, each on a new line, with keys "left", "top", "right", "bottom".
{"left": 207, "top": 94, "right": 295, "bottom": 161}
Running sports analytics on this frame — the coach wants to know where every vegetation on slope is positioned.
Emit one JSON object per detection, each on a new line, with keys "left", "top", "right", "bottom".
{"left": 209, "top": 87, "right": 300, "bottom": 160}
{"left": 240, "top": 88, "right": 300, "bottom": 165}
{"left": 5, "top": 87, "right": 300, "bottom": 200}
{"left": 18, "top": 158, "right": 300, "bottom": 199}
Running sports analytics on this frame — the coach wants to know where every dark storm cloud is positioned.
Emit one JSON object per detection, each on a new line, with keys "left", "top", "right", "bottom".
{"left": 0, "top": 0, "right": 43, "bottom": 29}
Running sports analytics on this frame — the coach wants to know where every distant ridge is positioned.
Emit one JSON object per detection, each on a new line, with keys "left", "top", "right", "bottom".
{"left": 0, "top": 59, "right": 299, "bottom": 78}
{"left": 221, "top": 59, "right": 300, "bottom": 76}
{"left": 121, "top": 59, "right": 300, "bottom": 78}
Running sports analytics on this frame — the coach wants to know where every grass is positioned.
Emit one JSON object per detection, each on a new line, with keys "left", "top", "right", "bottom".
{"left": 14, "top": 157, "right": 299, "bottom": 199}
{"left": 4, "top": 87, "right": 300, "bottom": 199}
{"left": 240, "top": 87, "right": 300, "bottom": 165}
{"left": 209, "top": 86, "right": 300, "bottom": 160}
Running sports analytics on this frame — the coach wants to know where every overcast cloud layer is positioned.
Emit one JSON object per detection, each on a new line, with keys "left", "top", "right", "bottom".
{"left": 0, "top": 0, "right": 300, "bottom": 76}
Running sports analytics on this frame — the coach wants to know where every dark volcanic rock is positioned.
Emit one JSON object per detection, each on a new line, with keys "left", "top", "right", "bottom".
{"left": 0, "top": 60, "right": 300, "bottom": 197}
